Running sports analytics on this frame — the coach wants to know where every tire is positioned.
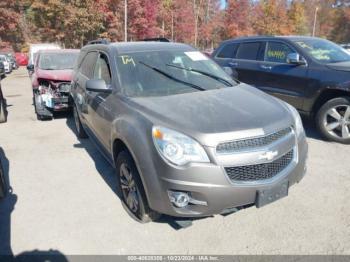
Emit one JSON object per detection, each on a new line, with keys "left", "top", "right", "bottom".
{"left": 0, "top": 98, "right": 7, "bottom": 123}
{"left": 73, "top": 105, "right": 88, "bottom": 138}
{"left": 116, "top": 150, "right": 160, "bottom": 223}
{"left": 36, "top": 113, "right": 52, "bottom": 121}
{"left": 316, "top": 97, "right": 350, "bottom": 144}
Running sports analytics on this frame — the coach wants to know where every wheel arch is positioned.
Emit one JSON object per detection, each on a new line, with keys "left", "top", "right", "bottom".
{"left": 312, "top": 88, "right": 350, "bottom": 116}
{"left": 111, "top": 136, "right": 154, "bottom": 206}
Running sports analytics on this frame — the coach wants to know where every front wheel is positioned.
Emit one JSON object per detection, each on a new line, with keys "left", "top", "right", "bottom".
{"left": 116, "top": 150, "right": 160, "bottom": 223}
{"left": 316, "top": 97, "right": 350, "bottom": 144}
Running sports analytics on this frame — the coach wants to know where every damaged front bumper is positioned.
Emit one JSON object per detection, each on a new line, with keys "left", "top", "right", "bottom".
{"left": 34, "top": 82, "right": 72, "bottom": 118}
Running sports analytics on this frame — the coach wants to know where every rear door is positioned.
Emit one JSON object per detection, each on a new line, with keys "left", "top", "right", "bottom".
{"left": 232, "top": 41, "right": 265, "bottom": 86}
{"left": 213, "top": 42, "right": 237, "bottom": 67}
{"left": 258, "top": 41, "right": 308, "bottom": 109}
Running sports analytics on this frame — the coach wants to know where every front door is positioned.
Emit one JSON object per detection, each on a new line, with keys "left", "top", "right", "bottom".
{"left": 89, "top": 52, "right": 114, "bottom": 151}
{"left": 257, "top": 41, "right": 309, "bottom": 110}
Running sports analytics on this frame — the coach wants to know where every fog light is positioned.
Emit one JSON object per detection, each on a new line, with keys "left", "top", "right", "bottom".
{"left": 168, "top": 191, "right": 190, "bottom": 208}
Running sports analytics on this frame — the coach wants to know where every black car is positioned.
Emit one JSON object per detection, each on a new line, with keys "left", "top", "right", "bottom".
{"left": 213, "top": 36, "right": 350, "bottom": 143}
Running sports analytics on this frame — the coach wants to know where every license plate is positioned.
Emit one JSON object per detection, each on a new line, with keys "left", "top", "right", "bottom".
{"left": 256, "top": 181, "right": 289, "bottom": 208}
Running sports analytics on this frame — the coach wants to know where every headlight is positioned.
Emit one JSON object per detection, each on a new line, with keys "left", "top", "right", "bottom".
{"left": 286, "top": 103, "right": 304, "bottom": 137}
{"left": 152, "top": 126, "right": 210, "bottom": 166}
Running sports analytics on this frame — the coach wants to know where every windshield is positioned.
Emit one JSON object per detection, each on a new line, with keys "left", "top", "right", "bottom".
{"left": 0, "top": 56, "right": 5, "bottom": 62}
{"left": 116, "top": 49, "right": 236, "bottom": 97}
{"left": 294, "top": 38, "right": 350, "bottom": 64}
{"left": 39, "top": 52, "right": 79, "bottom": 70}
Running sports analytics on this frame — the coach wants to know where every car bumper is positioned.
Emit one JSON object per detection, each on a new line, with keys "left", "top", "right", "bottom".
{"left": 144, "top": 136, "right": 308, "bottom": 218}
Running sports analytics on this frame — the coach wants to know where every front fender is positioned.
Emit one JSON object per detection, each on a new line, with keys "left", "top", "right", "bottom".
{"left": 110, "top": 116, "right": 166, "bottom": 211}
{"left": 305, "top": 81, "right": 350, "bottom": 113}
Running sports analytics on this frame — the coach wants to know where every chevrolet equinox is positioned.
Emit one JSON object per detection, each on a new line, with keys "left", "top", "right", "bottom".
{"left": 70, "top": 40, "right": 308, "bottom": 223}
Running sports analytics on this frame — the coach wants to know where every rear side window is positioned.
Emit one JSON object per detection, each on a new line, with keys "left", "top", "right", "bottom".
{"left": 79, "top": 52, "right": 98, "bottom": 78}
{"left": 93, "top": 53, "right": 111, "bottom": 85}
{"left": 236, "top": 42, "right": 261, "bottom": 60}
{"left": 216, "top": 43, "right": 237, "bottom": 58}
{"left": 265, "top": 42, "right": 294, "bottom": 63}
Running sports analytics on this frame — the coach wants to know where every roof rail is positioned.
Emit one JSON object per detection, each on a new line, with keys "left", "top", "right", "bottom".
{"left": 142, "top": 38, "right": 170, "bottom": 42}
{"left": 87, "top": 39, "right": 110, "bottom": 45}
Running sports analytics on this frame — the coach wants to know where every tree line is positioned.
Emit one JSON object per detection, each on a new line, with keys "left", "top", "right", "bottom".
{"left": 0, "top": 0, "right": 350, "bottom": 52}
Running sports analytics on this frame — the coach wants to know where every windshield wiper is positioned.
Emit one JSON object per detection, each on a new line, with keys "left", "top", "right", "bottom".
{"left": 139, "top": 61, "right": 206, "bottom": 91}
{"left": 166, "top": 64, "right": 233, "bottom": 87}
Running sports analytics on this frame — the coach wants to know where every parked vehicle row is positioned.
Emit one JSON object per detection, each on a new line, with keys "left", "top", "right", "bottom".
{"left": 0, "top": 52, "right": 20, "bottom": 78}
{"left": 213, "top": 36, "right": 350, "bottom": 144}
{"left": 0, "top": 55, "right": 12, "bottom": 75}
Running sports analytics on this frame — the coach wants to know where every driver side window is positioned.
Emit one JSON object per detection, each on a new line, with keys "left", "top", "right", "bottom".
{"left": 93, "top": 53, "right": 111, "bottom": 85}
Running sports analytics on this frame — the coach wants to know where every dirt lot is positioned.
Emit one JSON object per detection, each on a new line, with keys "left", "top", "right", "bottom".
{"left": 0, "top": 68, "right": 349, "bottom": 255}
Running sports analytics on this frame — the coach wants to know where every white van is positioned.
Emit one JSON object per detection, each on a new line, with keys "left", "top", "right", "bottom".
{"left": 28, "top": 43, "right": 61, "bottom": 66}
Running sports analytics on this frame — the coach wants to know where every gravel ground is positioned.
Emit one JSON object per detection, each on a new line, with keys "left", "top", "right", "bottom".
{"left": 0, "top": 68, "right": 349, "bottom": 255}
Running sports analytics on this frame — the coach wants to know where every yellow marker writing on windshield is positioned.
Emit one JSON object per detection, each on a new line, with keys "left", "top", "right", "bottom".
{"left": 121, "top": 55, "right": 136, "bottom": 66}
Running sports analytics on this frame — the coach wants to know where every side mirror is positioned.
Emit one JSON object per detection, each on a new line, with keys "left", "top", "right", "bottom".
{"left": 287, "top": 53, "right": 306, "bottom": 65}
{"left": 27, "top": 64, "right": 34, "bottom": 71}
{"left": 86, "top": 79, "right": 111, "bottom": 93}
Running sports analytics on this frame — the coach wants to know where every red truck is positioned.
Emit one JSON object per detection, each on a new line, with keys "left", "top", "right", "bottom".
{"left": 15, "top": 52, "right": 29, "bottom": 66}
{"left": 29, "top": 49, "right": 79, "bottom": 120}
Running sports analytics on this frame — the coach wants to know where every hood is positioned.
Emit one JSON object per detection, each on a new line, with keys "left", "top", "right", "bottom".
{"left": 326, "top": 61, "right": 350, "bottom": 72}
{"left": 131, "top": 84, "right": 294, "bottom": 147}
{"left": 36, "top": 68, "right": 73, "bottom": 81}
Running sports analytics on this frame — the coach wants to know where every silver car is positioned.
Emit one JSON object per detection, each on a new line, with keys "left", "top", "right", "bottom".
{"left": 71, "top": 41, "right": 308, "bottom": 223}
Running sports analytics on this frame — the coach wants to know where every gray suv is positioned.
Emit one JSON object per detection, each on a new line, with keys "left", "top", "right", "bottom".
{"left": 70, "top": 40, "right": 308, "bottom": 223}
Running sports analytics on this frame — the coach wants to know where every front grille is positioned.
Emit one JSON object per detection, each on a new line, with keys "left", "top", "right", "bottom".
{"left": 216, "top": 127, "right": 292, "bottom": 153}
{"left": 225, "top": 150, "right": 294, "bottom": 182}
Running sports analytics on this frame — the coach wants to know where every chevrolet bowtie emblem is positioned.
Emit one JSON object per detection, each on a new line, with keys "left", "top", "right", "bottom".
{"left": 259, "top": 150, "right": 279, "bottom": 161}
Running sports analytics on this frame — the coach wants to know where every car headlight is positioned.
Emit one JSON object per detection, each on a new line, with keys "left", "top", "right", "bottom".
{"left": 152, "top": 126, "right": 210, "bottom": 166}
{"left": 286, "top": 103, "right": 304, "bottom": 137}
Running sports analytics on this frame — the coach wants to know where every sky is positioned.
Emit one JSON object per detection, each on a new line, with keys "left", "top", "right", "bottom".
{"left": 220, "top": 0, "right": 226, "bottom": 9}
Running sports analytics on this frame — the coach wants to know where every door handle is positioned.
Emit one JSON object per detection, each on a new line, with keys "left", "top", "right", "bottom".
{"left": 229, "top": 62, "right": 238, "bottom": 67}
{"left": 260, "top": 65, "right": 272, "bottom": 70}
